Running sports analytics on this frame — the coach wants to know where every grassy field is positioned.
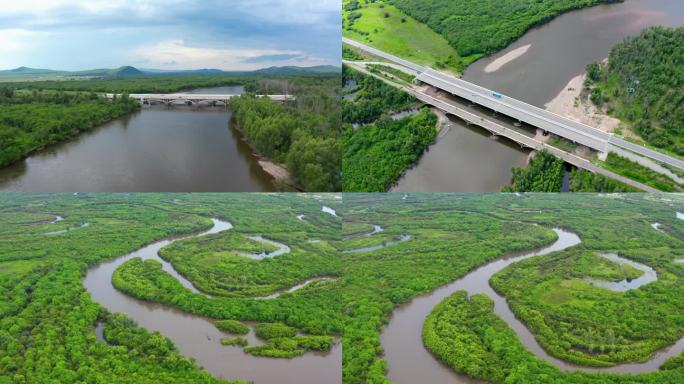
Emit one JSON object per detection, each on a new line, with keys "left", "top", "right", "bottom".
{"left": 343, "top": 0, "right": 466, "bottom": 72}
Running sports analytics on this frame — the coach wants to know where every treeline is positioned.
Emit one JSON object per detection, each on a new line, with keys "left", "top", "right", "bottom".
{"left": 342, "top": 66, "right": 436, "bottom": 191}
{"left": 230, "top": 75, "right": 341, "bottom": 191}
{"left": 1, "top": 74, "right": 255, "bottom": 94}
{"left": 0, "top": 90, "right": 139, "bottom": 167}
{"left": 389, "top": 0, "right": 621, "bottom": 58}
{"left": 587, "top": 26, "right": 684, "bottom": 156}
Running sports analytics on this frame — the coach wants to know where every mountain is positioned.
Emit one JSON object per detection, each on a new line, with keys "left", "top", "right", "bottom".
{"left": 140, "top": 68, "right": 226, "bottom": 75}
{"left": 0, "top": 65, "right": 144, "bottom": 80}
{"left": 251, "top": 65, "right": 341, "bottom": 75}
{"left": 0, "top": 64, "right": 341, "bottom": 81}
{"left": 70, "top": 66, "right": 144, "bottom": 77}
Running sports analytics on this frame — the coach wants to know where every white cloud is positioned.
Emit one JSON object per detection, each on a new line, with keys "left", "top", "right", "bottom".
{"left": 0, "top": 29, "right": 39, "bottom": 68}
{"left": 134, "top": 39, "right": 328, "bottom": 70}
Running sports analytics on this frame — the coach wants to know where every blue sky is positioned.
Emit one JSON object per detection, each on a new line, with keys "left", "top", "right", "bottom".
{"left": 0, "top": 0, "right": 341, "bottom": 71}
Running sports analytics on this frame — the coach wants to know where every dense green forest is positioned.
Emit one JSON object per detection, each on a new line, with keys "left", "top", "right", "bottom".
{"left": 1, "top": 194, "right": 684, "bottom": 383}
{"left": 491, "top": 246, "right": 684, "bottom": 366}
{"left": 587, "top": 26, "right": 684, "bottom": 156}
{"left": 342, "top": 66, "right": 436, "bottom": 191}
{"left": 0, "top": 91, "right": 139, "bottom": 167}
{"left": 389, "top": 0, "right": 622, "bottom": 59}
{"left": 230, "top": 76, "right": 341, "bottom": 192}
{"left": 0, "top": 193, "right": 342, "bottom": 383}
{"left": 424, "top": 291, "right": 684, "bottom": 383}
{"left": 339, "top": 193, "right": 684, "bottom": 383}
{"left": 504, "top": 150, "right": 638, "bottom": 192}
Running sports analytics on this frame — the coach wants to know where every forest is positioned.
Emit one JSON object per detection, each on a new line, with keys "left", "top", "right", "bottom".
{"left": 0, "top": 90, "right": 139, "bottom": 168}
{"left": 389, "top": 0, "right": 622, "bottom": 59}
{"left": 0, "top": 193, "right": 342, "bottom": 384}
{"left": 339, "top": 193, "right": 684, "bottom": 384}
{"left": 424, "top": 291, "right": 684, "bottom": 383}
{"left": 1, "top": 194, "right": 683, "bottom": 383}
{"left": 230, "top": 75, "right": 341, "bottom": 192}
{"left": 587, "top": 26, "right": 684, "bottom": 156}
{"left": 342, "top": 66, "right": 436, "bottom": 191}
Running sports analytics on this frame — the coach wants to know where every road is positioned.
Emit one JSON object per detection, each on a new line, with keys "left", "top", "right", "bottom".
{"left": 343, "top": 37, "right": 684, "bottom": 171}
{"left": 344, "top": 58, "right": 658, "bottom": 192}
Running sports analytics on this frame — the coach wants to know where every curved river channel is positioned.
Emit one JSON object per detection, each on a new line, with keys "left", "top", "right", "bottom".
{"left": 84, "top": 218, "right": 341, "bottom": 384}
{"left": 380, "top": 228, "right": 684, "bottom": 383}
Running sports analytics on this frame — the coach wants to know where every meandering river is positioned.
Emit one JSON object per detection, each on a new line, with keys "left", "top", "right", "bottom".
{"left": 0, "top": 85, "right": 276, "bottom": 192}
{"left": 393, "top": 0, "right": 684, "bottom": 192}
{"left": 84, "top": 218, "right": 340, "bottom": 384}
{"left": 381, "top": 228, "right": 684, "bottom": 383}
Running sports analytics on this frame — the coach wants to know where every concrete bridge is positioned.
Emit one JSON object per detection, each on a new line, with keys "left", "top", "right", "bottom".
{"left": 343, "top": 37, "right": 684, "bottom": 172}
{"left": 105, "top": 93, "right": 294, "bottom": 106}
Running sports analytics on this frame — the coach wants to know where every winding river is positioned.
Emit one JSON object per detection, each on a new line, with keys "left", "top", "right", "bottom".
{"left": 381, "top": 228, "right": 684, "bottom": 383}
{"left": 84, "top": 218, "right": 340, "bottom": 384}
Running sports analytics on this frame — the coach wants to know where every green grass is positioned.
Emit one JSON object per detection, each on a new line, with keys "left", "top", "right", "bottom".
{"left": 343, "top": 1, "right": 466, "bottom": 72}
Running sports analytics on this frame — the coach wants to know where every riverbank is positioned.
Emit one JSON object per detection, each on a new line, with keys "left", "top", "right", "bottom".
{"left": 229, "top": 121, "right": 298, "bottom": 191}
{"left": 544, "top": 71, "right": 621, "bottom": 134}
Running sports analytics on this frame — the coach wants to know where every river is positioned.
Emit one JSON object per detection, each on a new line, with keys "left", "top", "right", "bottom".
{"left": 0, "top": 85, "right": 276, "bottom": 192}
{"left": 84, "top": 218, "right": 341, "bottom": 384}
{"left": 381, "top": 228, "right": 684, "bottom": 383}
{"left": 393, "top": 0, "right": 684, "bottom": 192}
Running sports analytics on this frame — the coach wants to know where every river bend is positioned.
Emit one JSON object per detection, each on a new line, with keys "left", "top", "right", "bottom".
{"left": 381, "top": 228, "right": 684, "bottom": 383}
{"left": 84, "top": 218, "right": 340, "bottom": 384}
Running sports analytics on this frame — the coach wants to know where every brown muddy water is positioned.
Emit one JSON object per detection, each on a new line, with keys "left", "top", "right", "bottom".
{"left": 0, "top": 86, "right": 276, "bottom": 192}
{"left": 84, "top": 218, "right": 341, "bottom": 384}
{"left": 381, "top": 228, "right": 684, "bottom": 383}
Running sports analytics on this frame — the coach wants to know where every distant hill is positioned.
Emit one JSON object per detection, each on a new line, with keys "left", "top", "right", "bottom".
{"left": 0, "top": 64, "right": 341, "bottom": 81}
{"left": 0, "top": 65, "right": 145, "bottom": 80}
{"left": 251, "top": 65, "right": 341, "bottom": 75}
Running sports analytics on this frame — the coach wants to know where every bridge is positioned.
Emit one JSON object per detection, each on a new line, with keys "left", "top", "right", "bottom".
{"left": 105, "top": 93, "right": 295, "bottom": 106}
{"left": 343, "top": 37, "right": 684, "bottom": 172}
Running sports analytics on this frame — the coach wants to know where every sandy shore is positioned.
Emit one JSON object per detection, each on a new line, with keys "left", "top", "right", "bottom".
{"left": 484, "top": 44, "right": 531, "bottom": 73}
{"left": 258, "top": 159, "right": 293, "bottom": 184}
{"left": 544, "top": 73, "right": 620, "bottom": 133}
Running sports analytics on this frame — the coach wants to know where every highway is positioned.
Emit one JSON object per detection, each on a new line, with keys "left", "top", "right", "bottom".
{"left": 343, "top": 37, "right": 684, "bottom": 171}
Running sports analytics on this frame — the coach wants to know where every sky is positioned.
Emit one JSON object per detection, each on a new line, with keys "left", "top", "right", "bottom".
{"left": 0, "top": 0, "right": 341, "bottom": 71}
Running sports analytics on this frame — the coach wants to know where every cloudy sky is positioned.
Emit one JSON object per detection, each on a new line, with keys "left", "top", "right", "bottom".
{"left": 0, "top": 0, "right": 341, "bottom": 71}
